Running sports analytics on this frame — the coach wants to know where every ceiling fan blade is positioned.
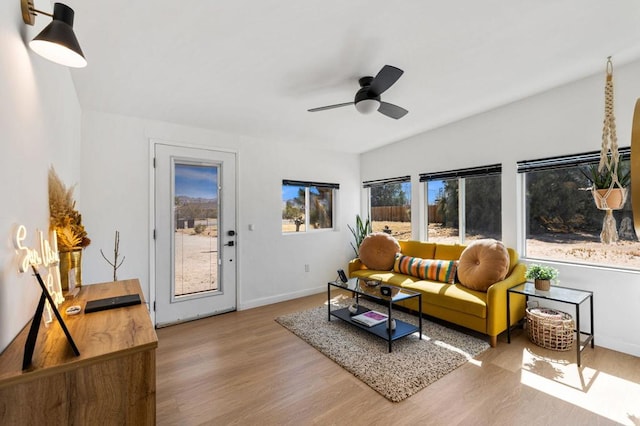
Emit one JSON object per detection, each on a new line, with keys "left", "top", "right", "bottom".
{"left": 378, "top": 102, "right": 408, "bottom": 119}
{"left": 369, "top": 65, "right": 404, "bottom": 96}
{"left": 307, "top": 102, "right": 353, "bottom": 112}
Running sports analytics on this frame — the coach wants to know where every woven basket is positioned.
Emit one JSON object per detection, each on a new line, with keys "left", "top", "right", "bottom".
{"left": 526, "top": 306, "right": 575, "bottom": 351}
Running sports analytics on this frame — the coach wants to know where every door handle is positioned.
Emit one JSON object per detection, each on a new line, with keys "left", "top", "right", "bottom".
{"left": 224, "top": 241, "right": 235, "bottom": 247}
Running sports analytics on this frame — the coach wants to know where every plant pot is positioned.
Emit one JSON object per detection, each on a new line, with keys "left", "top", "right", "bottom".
{"left": 534, "top": 279, "right": 550, "bottom": 291}
{"left": 59, "top": 249, "right": 82, "bottom": 291}
{"left": 593, "top": 187, "right": 627, "bottom": 210}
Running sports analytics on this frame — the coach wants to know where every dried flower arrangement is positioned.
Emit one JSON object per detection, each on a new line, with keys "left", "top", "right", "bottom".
{"left": 48, "top": 167, "right": 90, "bottom": 251}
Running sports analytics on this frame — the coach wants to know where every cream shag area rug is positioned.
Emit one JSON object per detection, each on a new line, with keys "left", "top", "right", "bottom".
{"left": 275, "top": 300, "right": 489, "bottom": 402}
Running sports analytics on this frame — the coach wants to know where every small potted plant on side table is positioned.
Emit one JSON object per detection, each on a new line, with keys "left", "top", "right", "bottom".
{"left": 525, "top": 264, "right": 558, "bottom": 291}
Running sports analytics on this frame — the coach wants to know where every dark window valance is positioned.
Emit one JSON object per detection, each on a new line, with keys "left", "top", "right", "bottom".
{"left": 516, "top": 147, "right": 630, "bottom": 173}
{"left": 362, "top": 175, "right": 410, "bottom": 188}
{"left": 419, "top": 164, "right": 501, "bottom": 182}
{"left": 282, "top": 180, "right": 339, "bottom": 189}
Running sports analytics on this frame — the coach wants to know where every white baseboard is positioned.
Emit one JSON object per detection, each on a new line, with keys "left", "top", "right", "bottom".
{"left": 595, "top": 335, "right": 640, "bottom": 358}
{"left": 238, "top": 286, "right": 325, "bottom": 310}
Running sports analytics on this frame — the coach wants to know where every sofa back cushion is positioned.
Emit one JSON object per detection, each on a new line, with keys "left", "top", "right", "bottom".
{"left": 398, "top": 240, "right": 436, "bottom": 259}
{"left": 393, "top": 254, "right": 458, "bottom": 284}
{"left": 506, "top": 247, "right": 519, "bottom": 273}
{"left": 434, "top": 244, "right": 467, "bottom": 260}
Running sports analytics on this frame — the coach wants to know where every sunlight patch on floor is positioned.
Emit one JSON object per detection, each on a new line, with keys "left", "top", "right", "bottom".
{"left": 327, "top": 294, "right": 351, "bottom": 306}
{"left": 434, "top": 340, "right": 476, "bottom": 360}
{"left": 520, "top": 349, "right": 640, "bottom": 425}
{"left": 467, "top": 358, "right": 483, "bottom": 367}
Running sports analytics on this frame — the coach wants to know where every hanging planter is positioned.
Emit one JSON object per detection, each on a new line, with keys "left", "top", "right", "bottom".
{"left": 593, "top": 187, "right": 627, "bottom": 210}
{"left": 583, "top": 162, "right": 630, "bottom": 210}
{"left": 588, "top": 57, "right": 629, "bottom": 243}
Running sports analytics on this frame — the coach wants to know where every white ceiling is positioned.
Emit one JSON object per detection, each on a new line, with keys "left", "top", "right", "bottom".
{"left": 63, "top": 1, "right": 640, "bottom": 153}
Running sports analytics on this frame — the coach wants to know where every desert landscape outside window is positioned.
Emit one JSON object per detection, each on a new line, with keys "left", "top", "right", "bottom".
{"left": 365, "top": 177, "right": 411, "bottom": 240}
{"left": 422, "top": 164, "right": 502, "bottom": 244}
{"left": 519, "top": 148, "right": 638, "bottom": 270}
{"left": 282, "top": 180, "right": 337, "bottom": 233}
{"left": 309, "top": 186, "right": 333, "bottom": 230}
{"left": 174, "top": 163, "right": 219, "bottom": 296}
{"left": 282, "top": 183, "right": 306, "bottom": 233}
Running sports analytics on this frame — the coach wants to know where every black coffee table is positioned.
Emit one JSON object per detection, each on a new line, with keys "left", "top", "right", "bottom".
{"left": 327, "top": 278, "right": 422, "bottom": 352}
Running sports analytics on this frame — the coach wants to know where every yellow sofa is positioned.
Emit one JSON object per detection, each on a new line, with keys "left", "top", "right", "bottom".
{"left": 348, "top": 240, "right": 526, "bottom": 347}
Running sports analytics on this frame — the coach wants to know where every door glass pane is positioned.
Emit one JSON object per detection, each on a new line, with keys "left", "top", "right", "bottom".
{"left": 427, "top": 179, "right": 459, "bottom": 242}
{"left": 174, "top": 163, "right": 219, "bottom": 297}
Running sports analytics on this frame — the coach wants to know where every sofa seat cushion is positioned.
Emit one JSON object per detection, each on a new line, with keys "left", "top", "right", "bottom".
{"left": 351, "top": 270, "right": 421, "bottom": 287}
{"left": 402, "top": 281, "right": 487, "bottom": 319}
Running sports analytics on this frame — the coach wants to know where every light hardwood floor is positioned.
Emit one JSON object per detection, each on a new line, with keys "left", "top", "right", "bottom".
{"left": 156, "top": 291, "right": 640, "bottom": 425}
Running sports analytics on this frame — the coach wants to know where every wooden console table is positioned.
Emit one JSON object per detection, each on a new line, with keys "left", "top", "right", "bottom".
{"left": 0, "top": 279, "right": 158, "bottom": 425}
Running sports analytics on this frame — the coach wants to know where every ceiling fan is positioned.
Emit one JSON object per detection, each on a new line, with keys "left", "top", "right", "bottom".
{"left": 307, "top": 65, "right": 408, "bottom": 119}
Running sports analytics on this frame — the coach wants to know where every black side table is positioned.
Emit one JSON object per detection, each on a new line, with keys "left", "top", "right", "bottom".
{"left": 507, "top": 282, "right": 594, "bottom": 367}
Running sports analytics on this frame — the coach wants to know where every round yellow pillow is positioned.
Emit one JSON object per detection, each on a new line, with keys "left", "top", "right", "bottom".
{"left": 457, "top": 239, "right": 510, "bottom": 291}
{"left": 358, "top": 233, "right": 401, "bottom": 270}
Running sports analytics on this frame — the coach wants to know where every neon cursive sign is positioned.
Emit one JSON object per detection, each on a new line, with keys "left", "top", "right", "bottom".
{"left": 13, "top": 225, "right": 64, "bottom": 321}
{"left": 14, "top": 225, "right": 60, "bottom": 273}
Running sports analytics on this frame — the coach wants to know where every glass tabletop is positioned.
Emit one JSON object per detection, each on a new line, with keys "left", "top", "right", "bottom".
{"left": 330, "top": 278, "right": 420, "bottom": 302}
{"left": 509, "top": 282, "right": 592, "bottom": 305}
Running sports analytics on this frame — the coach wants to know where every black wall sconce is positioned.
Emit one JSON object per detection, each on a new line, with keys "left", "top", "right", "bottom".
{"left": 21, "top": 0, "right": 87, "bottom": 68}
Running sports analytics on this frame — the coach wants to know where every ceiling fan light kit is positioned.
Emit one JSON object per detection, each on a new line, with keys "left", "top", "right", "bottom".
{"left": 308, "top": 65, "right": 408, "bottom": 119}
{"left": 355, "top": 99, "right": 380, "bottom": 114}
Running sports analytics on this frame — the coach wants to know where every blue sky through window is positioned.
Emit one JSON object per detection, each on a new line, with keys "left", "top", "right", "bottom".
{"left": 427, "top": 180, "right": 444, "bottom": 204}
{"left": 175, "top": 164, "right": 218, "bottom": 199}
{"left": 282, "top": 184, "right": 303, "bottom": 202}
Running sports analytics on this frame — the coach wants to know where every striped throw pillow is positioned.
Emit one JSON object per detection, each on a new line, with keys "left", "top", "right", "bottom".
{"left": 393, "top": 254, "right": 458, "bottom": 284}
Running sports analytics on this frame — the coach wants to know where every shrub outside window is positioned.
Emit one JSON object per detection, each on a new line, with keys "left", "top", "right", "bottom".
{"left": 421, "top": 165, "right": 502, "bottom": 243}
{"left": 518, "top": 148, "right": 637, "bottom": 270}
{"left": 309, "top": 186, "right": 333, "bottom": 229}
{"left": 426, "top": 178, "right": 459, "bottom": 243}
{"left": 363, "top": 176, "right": 411, "bottom": 240}
{"left": 465, "top": 174, "right": 501, "bottom": 241}
{"left": 282, "top": 180, "right": 337, "bottom": 233}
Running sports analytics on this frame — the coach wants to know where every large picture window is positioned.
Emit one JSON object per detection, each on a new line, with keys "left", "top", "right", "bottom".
{"left": 517, "top": 148, "right": 636, "bottom": 269}
{"left": 421, "top": 165, "right": 502, "bottom": 243}
{"left": 363, "top": 176, "right": 411, "bottom": 239}
{"left": 282, "top": 180, "right": 337, "bottom": 233}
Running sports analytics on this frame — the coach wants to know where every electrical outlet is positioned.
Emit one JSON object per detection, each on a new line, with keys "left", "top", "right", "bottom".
{"left": 304, "top": 264, "right": 310, "bottom": 272}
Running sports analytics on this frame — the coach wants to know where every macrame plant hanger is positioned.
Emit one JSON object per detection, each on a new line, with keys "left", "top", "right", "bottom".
{"left": 594, "top": 57, "right": 627, "bottom": 244}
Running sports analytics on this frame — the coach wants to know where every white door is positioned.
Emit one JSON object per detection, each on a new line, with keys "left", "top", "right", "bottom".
{"left": 154, "top": 143, "right": 237, "bottom": 326}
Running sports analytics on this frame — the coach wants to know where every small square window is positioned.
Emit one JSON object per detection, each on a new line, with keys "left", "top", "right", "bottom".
{"left": 282, "top": 180, "right": 338, "bottom": 233}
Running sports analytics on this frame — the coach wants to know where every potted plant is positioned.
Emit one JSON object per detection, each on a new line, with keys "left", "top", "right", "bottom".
{"left": 525, "top": 264, "right": 558, "bottom": 291}
{"left": 49, "top": 167, "right": 91, "bottom": 290}
{"left": 347, "top": 214, "right": 372, "bottom": 257}
{"left": 581, "top": 160, "right": 630, "bottom": 210}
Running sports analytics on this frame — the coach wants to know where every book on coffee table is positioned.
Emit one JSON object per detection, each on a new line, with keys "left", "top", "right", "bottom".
{"left": 351, "top": 310, "right": 388, "bottom": 327}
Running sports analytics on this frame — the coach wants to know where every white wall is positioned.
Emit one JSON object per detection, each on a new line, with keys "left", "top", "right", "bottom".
{"left": 361, "top": 59, "right": 640, "bottom": 357}
{"left": 80, "top": 110, "right": 360, "bottom": 314}
{"left": 0, "top": 1, "right": 82, "bottom": 352}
